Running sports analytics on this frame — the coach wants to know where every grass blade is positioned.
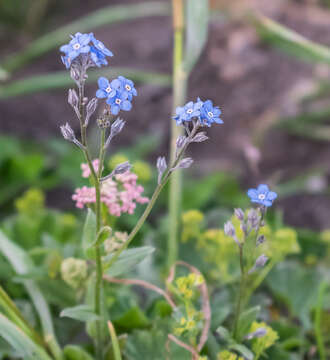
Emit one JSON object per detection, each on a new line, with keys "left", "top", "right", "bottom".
{"left": 0, "top": 67, "right": 171, "bottom": 99}
{"left": 1, "top": 2, "right": 170, "bottom": 73}
{"left": 107, "top": 321, "right": 122, "bottom": 360}
{"left": 252, "top": 13, "right": 330, "bottom": 64}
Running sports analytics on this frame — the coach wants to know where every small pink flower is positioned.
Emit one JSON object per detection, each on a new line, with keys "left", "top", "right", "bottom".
{"left": 81, "top": 159, "right": 101, "bottom": 178}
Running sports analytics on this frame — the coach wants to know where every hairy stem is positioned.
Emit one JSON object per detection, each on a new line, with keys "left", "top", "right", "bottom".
{"left": 233, "top": 245, "right": 245, "bottom": 340}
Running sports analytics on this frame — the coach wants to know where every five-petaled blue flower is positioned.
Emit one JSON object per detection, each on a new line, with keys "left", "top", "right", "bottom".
{"left": 106, "top": 91, "right": 132, "bottom": 116}
{"left": 113, "top": 76, "right": 137, "bottom": 101}
{"left": 247, "top": 184, "right": 277, "bottom": 207}
{"left": 96, "top": 77, "right": 117, "bottom": 99}
{"left": 174, "top": 101, "right": 202, "bottom": 125}
{"left": 60, "top": 32, "right": 92, "bottom": 68}
{"left": 60, "top": 32, "right": 113, "bottom": 68}
{"left": 200, "top": 99, "right": 223, "bottom": 127}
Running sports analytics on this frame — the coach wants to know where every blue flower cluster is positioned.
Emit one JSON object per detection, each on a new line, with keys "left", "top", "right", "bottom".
{"left": 247, "top": 184, "right": 277, "bottom": 207}
{"left": 60, "top": 32, "right": 113, "bottom": 68}
{"left": 174, "top": 98, "right": 223, "bottom": 127}
{"left": 96, "top": 76, "right": 137, "bottom": 115}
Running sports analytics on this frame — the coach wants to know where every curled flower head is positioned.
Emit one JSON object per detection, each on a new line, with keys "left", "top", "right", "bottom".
{"left": 60, "top": 32, "right": 112, "bottom": 69}
{"left": 199, "top": 99, "right": 223, "bottom": 126}
{"left": 247, "top": 184, "right": 277, "bottom": 207}
{"left": 173, "top": 100, "right": 202, "bottom": 125}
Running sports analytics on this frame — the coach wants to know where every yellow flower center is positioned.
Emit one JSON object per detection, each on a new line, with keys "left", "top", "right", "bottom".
{"left": 125, "top": 84, "right": 131, "bottom": 91}
{"left": 105, "top": 86, "right": 112, "bottom": 93}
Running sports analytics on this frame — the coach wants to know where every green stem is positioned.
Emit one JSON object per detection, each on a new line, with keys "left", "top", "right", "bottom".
{"left": 314, "top": 281, "right": 327, "bottom": 360}
{"left": 168, "top": 0, "right": 187, "bottom": 269}
{"left": 233, "top": 245, "right": 245, "bottom": 340}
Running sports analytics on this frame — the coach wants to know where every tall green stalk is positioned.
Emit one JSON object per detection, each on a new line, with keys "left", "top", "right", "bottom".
{"left": 168, "top": 0, "right": 188, "bottom": 269}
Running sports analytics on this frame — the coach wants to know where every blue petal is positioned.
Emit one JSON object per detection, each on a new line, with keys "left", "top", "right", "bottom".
{"left": 214, "top": 117, "right": 224, "bottom": 124}
{"left": 185, "top": 101, "right": 194, "bottom": 109}
{"left": 257, "top": 184, "right": 269, "bottom": 193}
{"left": 98, "top": 77, "right": 109, "bottom": 89}
{"left": 60, "top": 44, "right": 70, "bottom": 53}
{"left": 96, "top": 89, "right": 107, "bottom": 98}
{"left": 111, "top": 79, "right": 122, "bottom": 90}
{"left": 79, "top": 33, "right": 92, "bottom": 46}
{"left": 111, "top": 104, "right": 120, "bottom": 115}
{"left": 263, "top": 200, "right": 273, "bottom": 207}
{"left": 247, "top": 189, "right": 258, "bottom": 199}
{"left": 267, "top": 191, "right": 277, "bottom": 201}
{"left": 122, "top": 100, "right": 132, "bottom": 111}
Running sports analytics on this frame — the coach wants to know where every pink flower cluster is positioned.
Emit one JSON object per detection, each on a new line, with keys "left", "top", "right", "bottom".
{"left": 73, "top": 160, "right": 149, "bottom": 216}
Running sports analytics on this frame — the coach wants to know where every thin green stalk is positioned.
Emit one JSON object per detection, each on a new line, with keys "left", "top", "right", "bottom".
{"left": 0, "top": 286, "right": 44, "bottom": 347}
{"left": 233, "top": 245, "right": 245, "bottom": 340}
{"left": 168, "top": 0, "right": 187, "bottom": 269}
{"left": 314, "top": 281, "right": 327, "bottom": 360}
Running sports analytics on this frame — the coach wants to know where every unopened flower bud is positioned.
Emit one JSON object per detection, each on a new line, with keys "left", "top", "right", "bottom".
{"left": 176, "top": 135, "right": 186, "bottom": 149}
{"left": 234, "top": 208, "right": 245, "bottom": 221}
{"left": 224, "top": 221, "right": 235, "bottom": 238}
{"left": 68, "top": 89, "right": 79, "bottom": 109}
{"left": 113, "top": 161, "right": 131, "bottom": 175}
{"left": 105, "top": 118, "right": 125, "bottom": 148}
{"left": 70, "top": 66, "right": 80, "bottom": 82}
{"left": 61, "top": 257, "right": 87, "bottom": 289}
{"left": 60, "top": 123, "right": 75, "bottom": 141}
{"left": 82, "top": 97, "right": 88, "bottom": 106}
{"left": 157, "top": 156, "right": 167, "bottom": 184}
{"left": 248, "top": 254, "right": 268, "bottom": 274}
{"left": 85, "top": 97, "right": 98, "bottom": 125}
{"left": 245, "top": 327, "right": 267, "bottom": 340}
{"left": 178, "top": 157, "right": 193, "bottom": 169}
{"left": 256, "top": 235, "right": 265, "bottom": 246}
{"left": 247, "top": 209, "right": 260, "bottom": 228}
{"left": 191, "top": 132, "right": 208, "bottom": 143}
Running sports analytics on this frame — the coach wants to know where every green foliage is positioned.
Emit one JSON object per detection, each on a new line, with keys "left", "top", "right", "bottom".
{"left": 60, "top": 305, "right": 99, "bottom": 322}
{"left": 249, "top": 321, "right": 279, "bottom": 359}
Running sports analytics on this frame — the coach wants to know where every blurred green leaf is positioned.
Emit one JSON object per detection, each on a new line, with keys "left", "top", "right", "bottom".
{"left": 236, "top": 306, "right": 260, "bottom": 342}
{"left": 114, "top": 307, "right": 149, "bottom": 331}
{"left": 228, "top": 344, "right": 254, "bottom": 360}
{"left": 63, "top": 345, "right": 93, "bottom": 360}
{"left": 103, "top": 246, "right": 155, "bottom": 277}
{"left": 253, "top": 13, "right": 330, "bottom": 64}
{"left": 1, "top": 2, "right": 170, "bottom": 73}
{"left": 185, "top": 0, "right": 209, "bottom": 72}
{"left": 60, "top": 305, "right": 99, "bottom": 322}
{"left": 82, "top": 209, "right": 97, "bottom": 259}
{"left": 108, "top": 321, "right": 123, "bottom": 360}
{"left": 0, "top": 314, "right": 51, "bottom": 360}
{"left": 0, "top": 67, "right": 171, "bottom": 99}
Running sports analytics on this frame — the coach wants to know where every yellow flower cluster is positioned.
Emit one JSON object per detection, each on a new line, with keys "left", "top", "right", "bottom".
{"left": 15, "top": 188, "right": 45, "bottom": 216}
{"left": 182, "top": 210, "right": 204, "bottom": 242}
{"left": 249, "top": 321, "right": 278, "bottom": 358}
{"left": 173, "top": 307, "right": 203, "bottom": 336}
{"left": 176, "top": 273, "right": 204, "bottom": 300}
{"left": 217, "top": 350, "right": 243, "bottom": 360}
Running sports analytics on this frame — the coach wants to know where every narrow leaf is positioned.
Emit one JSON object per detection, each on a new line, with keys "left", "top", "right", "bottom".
{"left": 60, "top": 305, "right": 100, "bottom": 322}
{"left": 63, "top": 345, "right": 94, "bottom": 360}
{"left": 82, "top": 209, "right": 97, "bottom": 259}
{"left": 236, "top": 305, "right": 260, "bottom": 342}
{"left": 103, "top": 246, "right": 155, "bottom": 276}
{"left": 0, "top": 314, "right": 52, "bottom": 360}
{"left": 184, "top": 0, "right": 209, "bottom": 72}
{"left": 229, "top": 344, "right": 254, "bottom": 360}
{"left": 108, "top": 321, "right": 123, "bottom": 360}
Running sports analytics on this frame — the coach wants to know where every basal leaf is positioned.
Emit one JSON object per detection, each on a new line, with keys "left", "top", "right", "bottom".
{"left": 60, "top": 305, "right": 100, "bottom": 322}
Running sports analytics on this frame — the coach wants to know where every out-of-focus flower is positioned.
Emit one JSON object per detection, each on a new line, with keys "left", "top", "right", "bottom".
{"left": 247, "top": 184, "right": 277, "bottom": 207}
{"left": 60, "top": 32, "right": 92, "bottom": 67}
{"left": 81, "top": 159, "right": 100, "bottom": 178}
{"left": 73, "top": 161, "right": 149, "bottom": 216}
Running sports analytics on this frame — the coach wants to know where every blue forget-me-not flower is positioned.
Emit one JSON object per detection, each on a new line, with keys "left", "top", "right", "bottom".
{"left": 247, "top": 184, "right": 277, "bottom": 207}
{"left": 60, "top": 32, "right": 112, "bottom": 69}
{"left": 96, "top": 77, "right": 117, "bottom": 99}
{"left": 114, "top": 76, "right": 137, "bottom": 100}
{"left": 200, "top": 99, "right": 223, "bottom": 126}
{"left": 173, "top": 100, "right": 203, "bottom": 125}
{"left": 106, "top": 91, "right": 132, "bottom": 115}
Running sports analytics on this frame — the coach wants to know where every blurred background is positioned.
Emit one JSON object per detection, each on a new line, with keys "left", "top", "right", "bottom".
{"left": 1, "top": 0, "right": 330, "bottom": 231}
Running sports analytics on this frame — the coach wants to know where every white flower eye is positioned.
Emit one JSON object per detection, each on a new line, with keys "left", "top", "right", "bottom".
{"left": 258, "top": 194, "right": 266, "bottom": 200}
{"left": 187, "top": 109, "right": 193, "bottom": 114}
{"left": 115, "top": 99, "right": 121, "bottom": 105}
{"left": 208, "top": 111, "right": 213, "bottom": 117}
{"left": 125, "top": 84, "right": 131, "bottom": 91}
{"left": 73, "top": 43, "right": 81, "bottom": 50}
{"left": 105, "top": 86, "right": 112, "bottom": 93}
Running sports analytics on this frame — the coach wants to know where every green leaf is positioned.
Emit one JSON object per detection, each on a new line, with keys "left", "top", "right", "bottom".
{"left": 108, "top": 321, "right": 123, "bottom": 360}
{"left": 63, "top": 345, "right": 93, "bottom": 360}
{"left": 185, "top": 0, "right": 209, "bottom": 73}
{"left": 0, "top": 314, "right": 52, "bottom": 360}
{"left": 0, "top": 68, "right": 171, "bottom": 99}
{"left": 215, "top": 326, "right": 231, "bottom": 342}
{"left": 0, "top": 230, "right": 61, "bottom": 358}
{"left": 60, "top": 305, "right": 100, "bottom": 322}
{"left": 253, "top": 14, "right": 330, "bottom": 65}
{"left": 236, "top": 306, "right": 260, "bottom": 342}
{"left": 114, "top": 307, "right": 149, "bottom": 331}
{"left": 228, "top": 344, "right": 254, "bottom": 360}
{"left": 103, "top": 246, "right": 155, "bottom": 277}
{"left": 90, "top": 226, "right": 112, "bottom": 248}
{"left": 267, "top": 262, "right": 321, "bottom": 329}
{"left": 82, "top": 209, "right": 97, "bottom": 259}
{"left": 1, "top": 2, "right": 170, "bottom": 73}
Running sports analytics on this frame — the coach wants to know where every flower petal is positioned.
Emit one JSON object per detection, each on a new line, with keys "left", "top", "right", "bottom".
{"left": 247, "top": 189, "right": 258, "bottom": 199}
{"left": 267, "top": 191, "right": 277, "bottom": 201}
{"left": 257, "top": 184, "right": 269, "bottom": 193}
{"left": 98, "top": 77, "right": 109, "bottom": 89}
